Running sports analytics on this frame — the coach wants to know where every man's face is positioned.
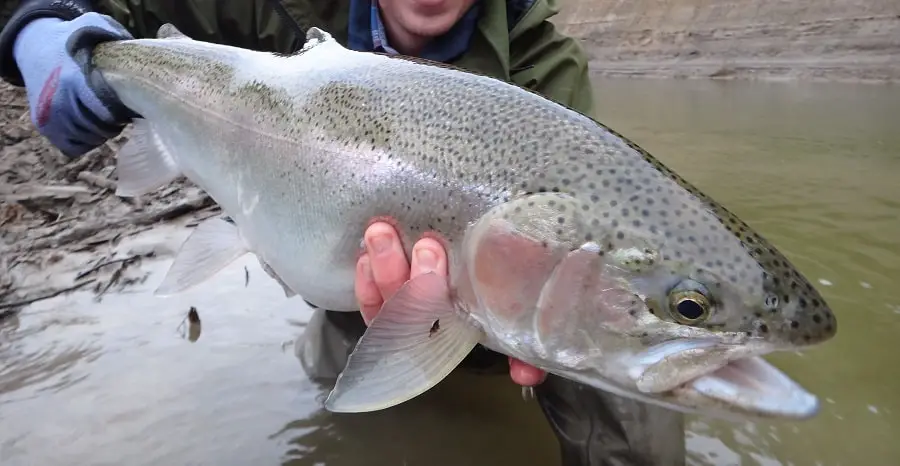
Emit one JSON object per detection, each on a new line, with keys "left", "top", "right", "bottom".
{"left": 379, "top": 0, "right": 478, "bottom": 38}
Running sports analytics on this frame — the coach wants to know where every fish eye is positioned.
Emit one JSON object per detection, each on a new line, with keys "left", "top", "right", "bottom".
{"left": 667, "top": 280, "right": 712, "bottom": 324}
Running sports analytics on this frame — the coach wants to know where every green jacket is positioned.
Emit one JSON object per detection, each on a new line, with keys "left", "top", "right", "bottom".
{"left": 92, "top": 0, "right": 595, "bottom": 117}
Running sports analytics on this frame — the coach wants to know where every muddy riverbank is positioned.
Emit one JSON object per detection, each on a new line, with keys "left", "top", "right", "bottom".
{"left": 0, "top": 82, "right": 220, "bottom": 316}
{"left": 554, "top": 0, "right": 900, "bottom": 82}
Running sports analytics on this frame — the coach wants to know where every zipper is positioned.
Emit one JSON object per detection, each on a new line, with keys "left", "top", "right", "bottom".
{"left": 266, "top": 0, "right": 305, "bottom": 51}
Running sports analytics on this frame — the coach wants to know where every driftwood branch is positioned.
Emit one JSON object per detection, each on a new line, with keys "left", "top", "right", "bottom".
{"left": 77, "top": 171, "right": 117, "bottom": 191}
{"left": 74, "top": 254, "right": 147, "bottom": 281}
{"left": 0, "top": 279, "right": 97, "bottom": 310}
{"left": 131, "top": 193, "right": 215, "bottom": 225}
{"left": 25, "top": 193, "right": 215, "bottom": 250}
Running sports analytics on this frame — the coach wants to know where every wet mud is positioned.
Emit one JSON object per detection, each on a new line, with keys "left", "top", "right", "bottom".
{"left": 1, "top": 82, "right": 220, "bottom": 315}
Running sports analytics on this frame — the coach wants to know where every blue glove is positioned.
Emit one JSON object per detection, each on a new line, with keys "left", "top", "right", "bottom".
{"left": 13, "top": 13, "right": 135, "bottom": 157}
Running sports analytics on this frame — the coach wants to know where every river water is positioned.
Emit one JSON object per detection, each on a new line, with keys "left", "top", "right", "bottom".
{"left": 1, "top": 77, "right": 898, "bottom": 466}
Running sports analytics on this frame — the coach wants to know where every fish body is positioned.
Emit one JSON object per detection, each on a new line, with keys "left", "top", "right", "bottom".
{"left": 86, "top": 25, "right": 837, "bottom": 420}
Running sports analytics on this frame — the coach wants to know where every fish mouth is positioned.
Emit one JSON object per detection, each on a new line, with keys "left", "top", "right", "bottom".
{"left": 683, "top": 355, "right": 820, "bottom": 420}
{"left": 630, "top": 339, "right": 820, "bottom": 420}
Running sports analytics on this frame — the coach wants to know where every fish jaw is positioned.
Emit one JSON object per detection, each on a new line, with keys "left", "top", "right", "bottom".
{"left": 481, "top": 320, "right": 822, "bottom": 421}
{"left": 539, "top": 342, "right": 821, "bottom": 421}
{"left": 626, "top": 338, "right": 820, "bottom": 420}
{"left": 680, "top": 355, "right": 820, "bottom": 420}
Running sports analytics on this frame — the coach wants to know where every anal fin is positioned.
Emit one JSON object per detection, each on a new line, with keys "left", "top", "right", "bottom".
{"left": 324, "top": 272, "right": 482, "bottom": 413}
{"left": 116, "top": 119, "right": 181, "bottom": 197}
{"left": 154, "top": 217, "right": 249, "bottom": 295}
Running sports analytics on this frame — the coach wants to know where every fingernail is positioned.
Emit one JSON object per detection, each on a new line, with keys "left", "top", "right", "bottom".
{"left": 415, "top": 247, "right": 438, "bottom": 272}
{"left": 369, "top": 234, "right": 393, "bottom": 255}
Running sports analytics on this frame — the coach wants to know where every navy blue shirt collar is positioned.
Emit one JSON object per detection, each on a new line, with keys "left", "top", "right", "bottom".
{"left": 347, "top": 0, "right": 481, "bottom": 62}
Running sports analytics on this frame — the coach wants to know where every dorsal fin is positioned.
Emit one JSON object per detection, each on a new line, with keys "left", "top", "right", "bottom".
{"left": 157, "top": 23, "right": 192, "bottom": 40}
{"left": 298, "top": 27, "right": 335, "bottom": 53}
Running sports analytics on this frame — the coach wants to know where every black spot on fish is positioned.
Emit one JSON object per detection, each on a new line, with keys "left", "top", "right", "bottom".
{"left": 429, "top": 319, "right": 440, "bottom": 337}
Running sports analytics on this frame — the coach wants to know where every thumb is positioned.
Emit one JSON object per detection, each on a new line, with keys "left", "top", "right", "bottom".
{"left": 409, "top": 238, "right": 447, "bottom": 278}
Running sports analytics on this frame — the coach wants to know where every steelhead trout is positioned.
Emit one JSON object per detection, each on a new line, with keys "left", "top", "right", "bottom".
{"left": 81, "top": 24, "right": 836, "bottom": 420}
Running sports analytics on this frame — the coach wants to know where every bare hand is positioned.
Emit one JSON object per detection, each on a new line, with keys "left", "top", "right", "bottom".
{"left": 355, "top": 221, "right": 547, "bottom": 386}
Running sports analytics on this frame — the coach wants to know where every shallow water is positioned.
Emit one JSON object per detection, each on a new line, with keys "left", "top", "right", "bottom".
{"left": 0, "top": 225, "right": 558, "bottom": 466}
{"left": 1, "top": 78, "right": 898, "bottom": 465}
{"left": 590, "top": 78, "right": 900, "bottom": 465}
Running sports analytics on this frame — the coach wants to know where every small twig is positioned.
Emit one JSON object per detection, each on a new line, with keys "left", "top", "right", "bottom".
{"left": 0, "top": 184, "right": 90, "bottom": 201}
{"left": 63, "top": 150, "right": 101, "bottom": 177}
{"left": 75, "top": 254, "right": 143, "bottom": 281}
{"left": 186, "top": 209, "right": 223, "bottom": 227}
{"left": 0, "top": 279, "right": 97, "bottom": 310}
{"left": 131, "top": 193, "right": 215, "bottom": 225}
{"left": 77, "top": 171, "right": 117, "bottom": 192}
{"left": 96, "top": 265, "right": 124, "bottom": 297}
{"left": 27, "top": 223, "right": 108, "bottom": 250}
{"left": 24, "top": 193, "right": 215, "bottom": 251}
{"left": 43, "top": 216, "right": 76, "bottom": 229}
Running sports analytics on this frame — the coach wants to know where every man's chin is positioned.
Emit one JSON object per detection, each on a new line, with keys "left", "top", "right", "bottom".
{"left": 402, "top": 15, "right": 459, "bottom": 40}
{"left": 397, "top": 1, "right": 472, "bottom": 36}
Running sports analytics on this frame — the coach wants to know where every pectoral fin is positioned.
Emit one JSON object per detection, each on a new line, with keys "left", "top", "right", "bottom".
{"left": 115, "top": 119, "right": 181, "bottom": 197}
{"left": 324, "top": 272, "right": 482, "bottom": 413}
{"left": 154, "top": 217, "right": 249, "bottom": 295}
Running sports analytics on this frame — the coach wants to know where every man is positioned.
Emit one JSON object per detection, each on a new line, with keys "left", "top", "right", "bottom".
{"left": 0, "top": 1, "right": 687, "bottom": 464}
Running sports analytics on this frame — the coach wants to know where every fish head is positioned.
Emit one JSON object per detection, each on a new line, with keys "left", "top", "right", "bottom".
{"left": 598, "top": 198, "right": 837, "bottom": 420}
{"left": 459, "top": 188, "right": 836, "bottom": 421}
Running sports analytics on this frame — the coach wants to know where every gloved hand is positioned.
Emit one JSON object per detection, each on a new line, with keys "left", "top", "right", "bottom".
{"left": 13, "top": 12, "right": 134, "bottom": 157}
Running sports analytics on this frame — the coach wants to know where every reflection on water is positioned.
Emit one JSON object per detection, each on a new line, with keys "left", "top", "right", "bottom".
{"left": 1, "top": 78, "right": 898, "bottom": 465}
{"left": 0, "top": 228, "right": 556, "bottom": 466}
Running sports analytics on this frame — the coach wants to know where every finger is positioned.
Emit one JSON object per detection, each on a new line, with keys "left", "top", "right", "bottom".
{"left": 509, "top": 357, "right": 547, "bottom": 386}
{"left": 354, "top": 254, "right": 383, "bottom": 325}
{"left": 364, "top": 222, "right": 410, "bottom": 301}
{"left": 409, "top": 237, "right": 448, "bottom": 279}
